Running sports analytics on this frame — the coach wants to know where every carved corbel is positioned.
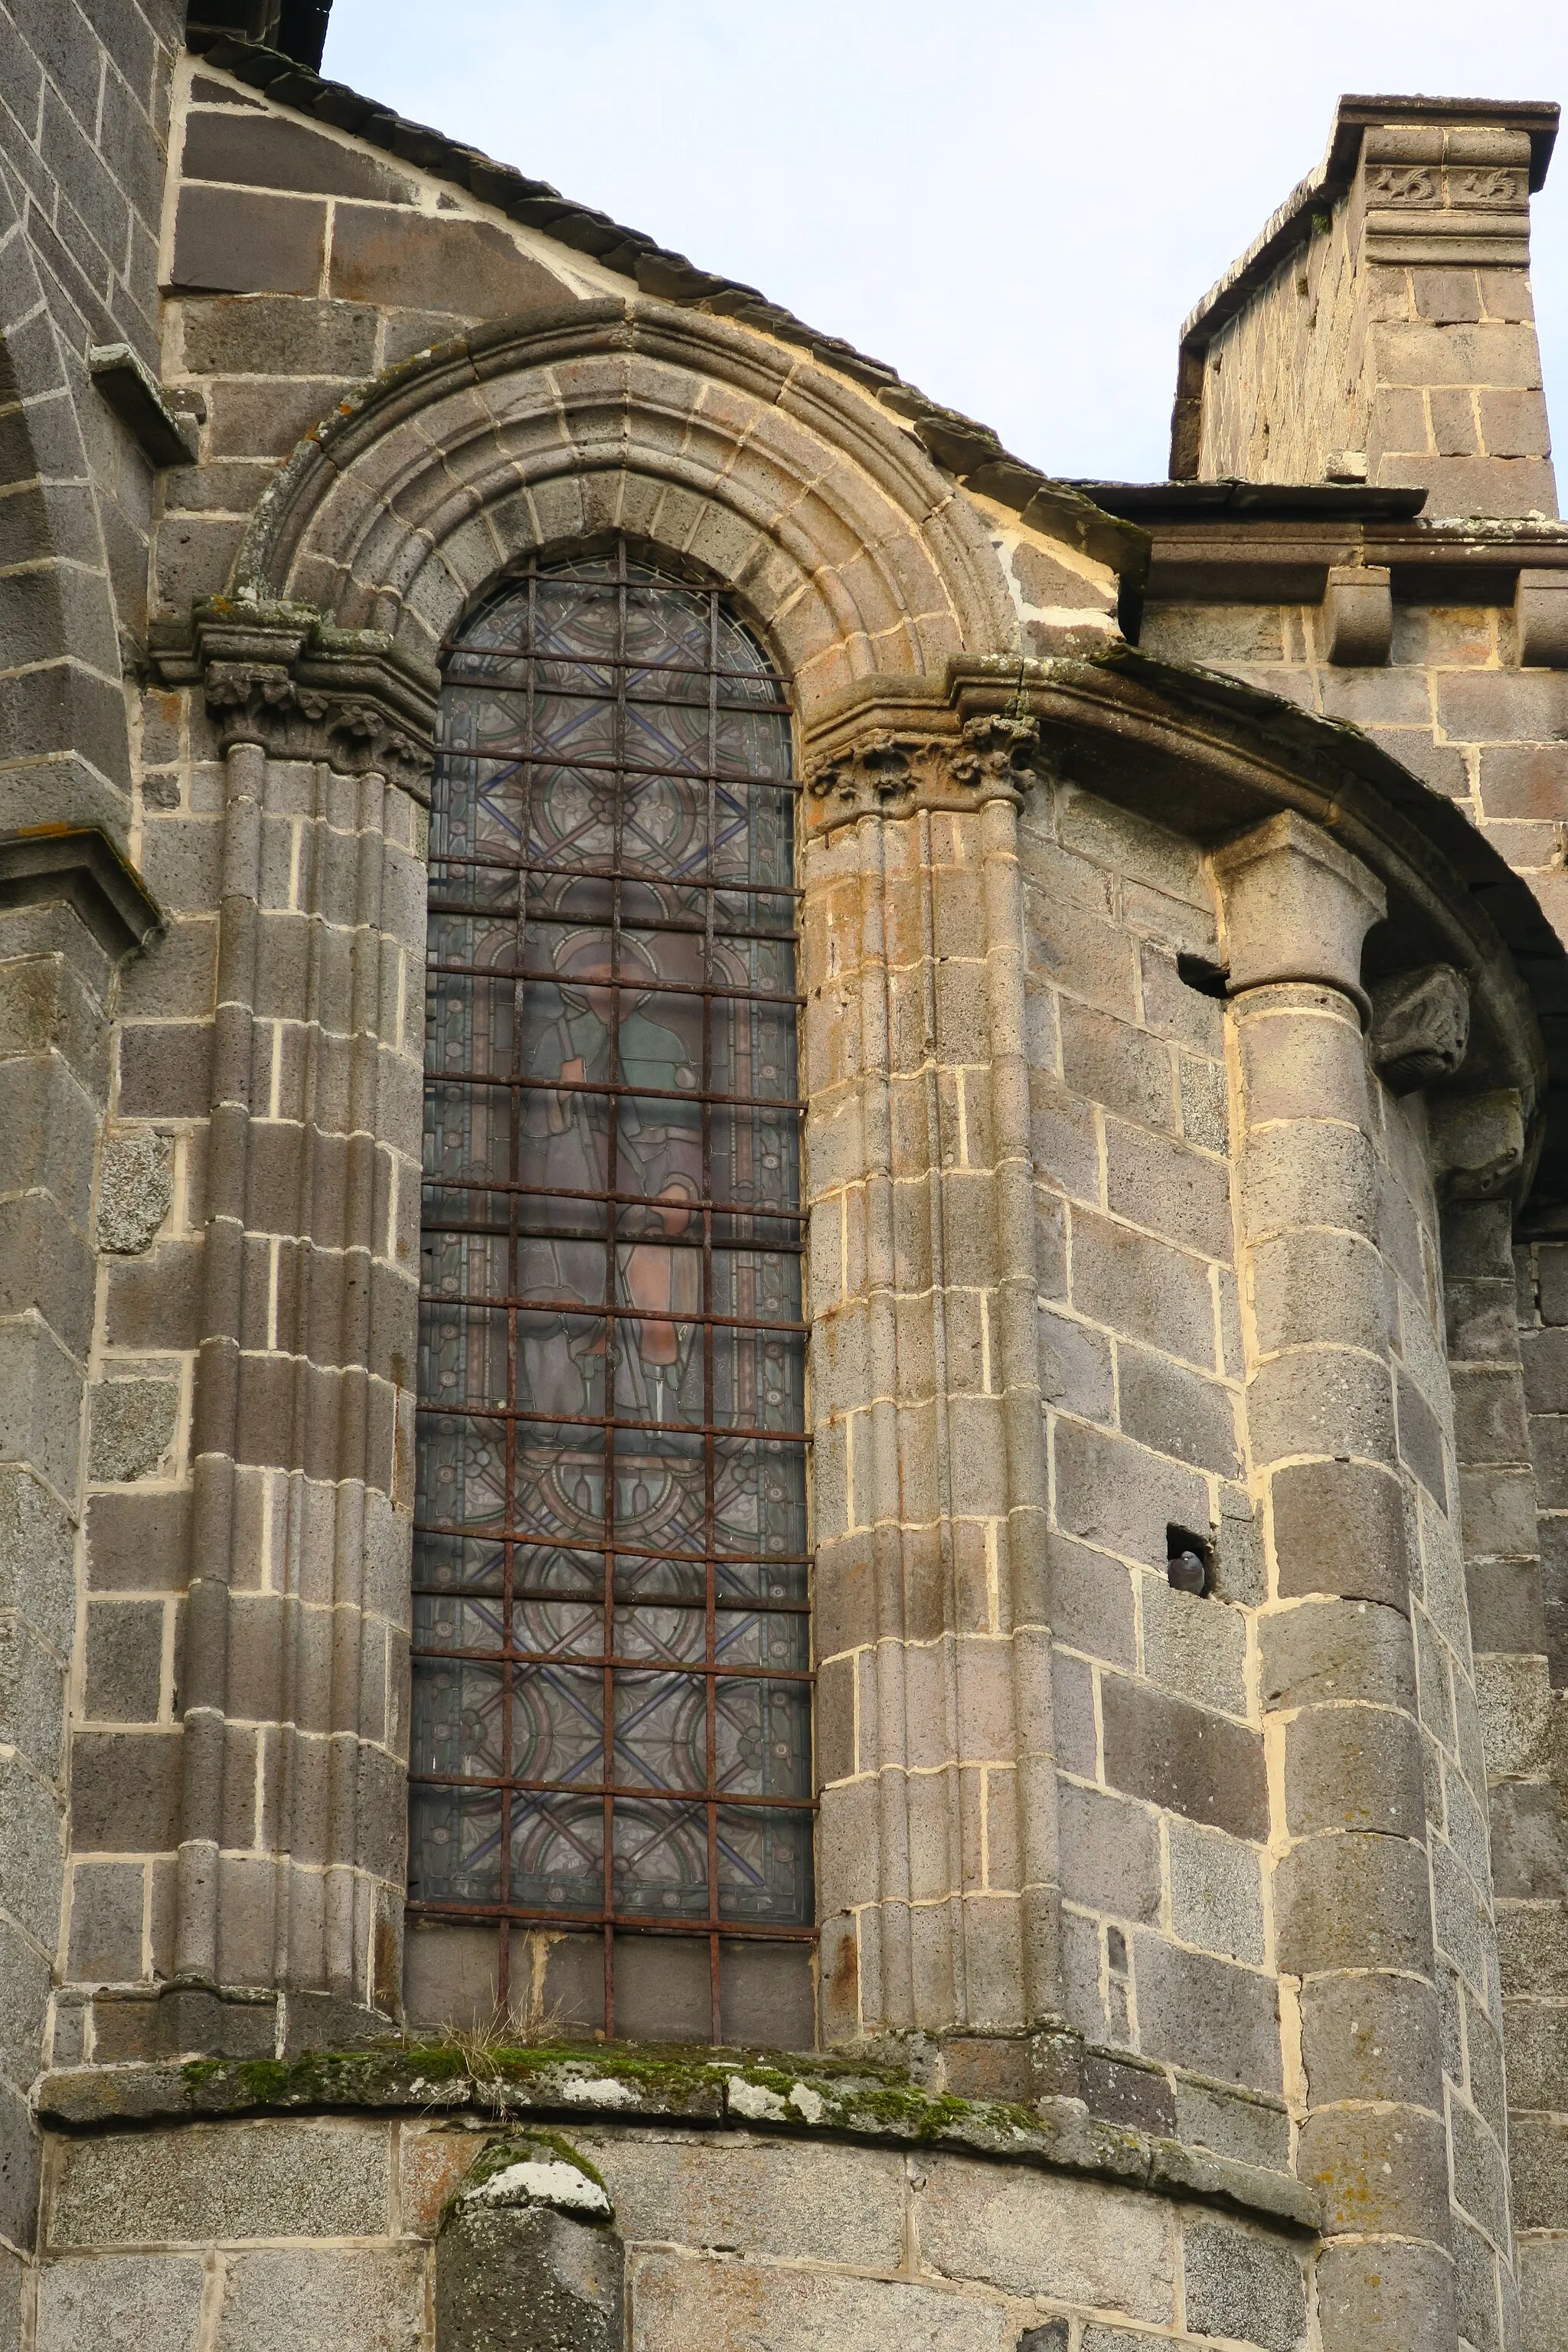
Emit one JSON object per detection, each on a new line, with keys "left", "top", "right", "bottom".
{"left": 807, "top": 710, "right": 1039, "bottom": 831}
{"left": 1368, "top": 963, "right": 1472, "bottom": 1093}
{"left": 1430, "top": 1086, "right": 1526, "bottom": 1199}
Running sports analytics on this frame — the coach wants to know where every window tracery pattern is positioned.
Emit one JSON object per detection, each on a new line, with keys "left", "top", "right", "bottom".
{"left": 409, "top": 544, "right": 811, "bottom": 2039}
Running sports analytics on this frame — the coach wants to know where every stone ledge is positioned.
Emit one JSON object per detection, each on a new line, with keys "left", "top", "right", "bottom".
{"left": 89, "top": 345, "right": 200, "bottom": 471}
{"left": 34, "top": 2044, "right": 1321, "bottom": 2236}
{"left": 0, "top": 828, "right": 164, "bottom": 961}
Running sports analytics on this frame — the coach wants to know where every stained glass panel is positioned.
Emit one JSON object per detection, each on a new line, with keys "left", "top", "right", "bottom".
{"left": 410, "top": 544, "right": 811, "bottom": 2039}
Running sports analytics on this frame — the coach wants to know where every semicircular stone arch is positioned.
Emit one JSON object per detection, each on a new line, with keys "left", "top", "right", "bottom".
{"left": 234, "top": 296, "right": 1022, "bottom": 730}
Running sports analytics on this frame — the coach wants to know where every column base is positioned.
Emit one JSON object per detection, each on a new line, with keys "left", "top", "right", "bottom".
{"left": 64, "top": 1980, "right": 400, "bottom": 2064}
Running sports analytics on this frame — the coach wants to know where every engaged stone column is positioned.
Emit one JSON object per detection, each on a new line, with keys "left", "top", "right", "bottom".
{"left": 139, "top": 615, "right": 434, "bottom": 2056}
{"left": 1216, "top": 813, "right": 1457, "bottom": 2352}
{"left": 805, "top": 707, "right": 1059, "bottom": 2074}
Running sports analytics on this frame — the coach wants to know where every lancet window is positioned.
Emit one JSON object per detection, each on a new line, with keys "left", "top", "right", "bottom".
{"left": 409, "top": 543, "right": 812, "bottom": 2040}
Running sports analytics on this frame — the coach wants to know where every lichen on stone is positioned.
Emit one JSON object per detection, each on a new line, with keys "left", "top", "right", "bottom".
{"left": 96, "top": 1129, "right": 173, "bottom": 1255}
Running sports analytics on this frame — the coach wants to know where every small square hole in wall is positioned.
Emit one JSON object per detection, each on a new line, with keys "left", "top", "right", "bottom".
{"left": 1177, "top": 952, "right": 1230, "bottom": 999}
{"left": 1166, "top": 1525, "right": 1211, "bottom": 1595}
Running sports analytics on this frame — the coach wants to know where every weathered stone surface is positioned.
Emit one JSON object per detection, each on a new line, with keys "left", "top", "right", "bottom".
{"left": 583, "top": 2131, "right": 903, "bottom": 2271}
{"left": 626, "top": 2256, "right": 1013, "bottom": 2352}
{"left": 1133, "top": 1935, "right": 1283, "bottom": 2092}
{"left": 330, "top": 207, "right": 573, "bottom": 322}
{"left": 1099, "top": 1677, "right": 1269, "bottom": 1841}
{"left": 87, "top": 1378, "right": 179, "bottom": 1484}
{"left": 214, "top": 2248, "right": 426, "bottom": 2352}
{"left": 0, "top": 1753, "right": 64, "bottom": 1951}
{"left": 1522, "top": 2236, "right": 1568, "bottom": 2351}
{"left": 50, "top": 2120, "right": 390, "bottom": 2246}
{"left": 437, "top": 2199, "right": 619, "bottom": 2352}
{"left": 36, "top": 2254, "right": 207, "bottom": 2352}
{"left": 1184, "top": 2218, "right": 1308, "bottom": 2352}
{"left": 916, "top": 2155, "right": 1175, "bottom": 2321}
{"left": 171, "top": 185, "right": 328, "bottom": 297}
{"left": 1167, "top": 1819, "right": 1266, "bottom": 1963}
{"left": 96, "top": 1130, "right": 173, "bottom": 1255}
{"left": 14, "top": 46, "right": 1568, "bottom": 2350}
{"left": 1314, "top": 2238, "right": 1455, "bottom": 2352}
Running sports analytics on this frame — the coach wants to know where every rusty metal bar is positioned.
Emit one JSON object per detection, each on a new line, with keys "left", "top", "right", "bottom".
{"left": 430, "top": 845, "right": 801, "bottom": 896}
{"left": 431, "top": 743, "right": 799, "bottom": 780}
{"left": 423, "top": 1067, "right": 803, "bottom": 1111}
{"left": 407, "top": 1898, "right": 815, "bottom": 1941}
{"left": 419, "top": 1400, "right": 807, "bottom": 1443}
{"left": 419, "top": 1290, "right": 805, "bottom": 1335}
{"left": 413, "top": 1524, "right": 806, "bottom": 1566}
{"left": 416, "top": 1174, "right": 805, "bottom": 1223}
{"left": 426, "top": 958, "right": 803, "bottom": 1009}
{"left": 414, "top": 1645, "right": 814, "bottom": 1683}
{"left": 410, "top": 1767, "right": 815, "bottom": 1808}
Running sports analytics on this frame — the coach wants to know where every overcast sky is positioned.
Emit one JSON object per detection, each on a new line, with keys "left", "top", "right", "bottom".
{"left": 322, "top": 1, "right": 1568, "bottom": 488}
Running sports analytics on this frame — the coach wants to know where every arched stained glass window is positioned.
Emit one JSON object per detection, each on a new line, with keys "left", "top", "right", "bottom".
{"left": 410, "top": 542, "right": 812, "bottom": 2045}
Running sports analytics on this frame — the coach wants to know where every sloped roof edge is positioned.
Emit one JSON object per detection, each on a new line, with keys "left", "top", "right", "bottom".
{"left": 182, "top": 31, "right": 1147, "bottom": 583}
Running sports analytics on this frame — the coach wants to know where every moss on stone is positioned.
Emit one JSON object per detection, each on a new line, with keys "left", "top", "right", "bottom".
{"left": 465, "top": 2130, "right": 606, "bottom": 2194}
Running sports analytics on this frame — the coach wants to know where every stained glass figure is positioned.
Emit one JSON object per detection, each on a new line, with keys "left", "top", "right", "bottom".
{"left": 410, "top": 544, "right": 812, "bottom": 2040}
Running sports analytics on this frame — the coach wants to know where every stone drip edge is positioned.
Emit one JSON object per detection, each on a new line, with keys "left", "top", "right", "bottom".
{"left": 35, "top": 2044, "right": 1319, "bottom": 2236}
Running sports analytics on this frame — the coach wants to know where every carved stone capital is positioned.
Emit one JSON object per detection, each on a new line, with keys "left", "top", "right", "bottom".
{"left": 1213, "top": 810, "right": 1386, "bottom": 1014}
{"left": 152, "top": 603, "right": 439, "bottom": 802}
{"left": 806, "top": 711, "right": 1039, "bottom": 831}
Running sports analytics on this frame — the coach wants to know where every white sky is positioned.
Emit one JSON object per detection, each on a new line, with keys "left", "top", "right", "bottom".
{"left": 322, "top": 0, "right": 1568, "bottom": 488}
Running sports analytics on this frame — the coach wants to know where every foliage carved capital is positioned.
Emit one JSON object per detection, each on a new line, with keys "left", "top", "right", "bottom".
{"left": 152, "top": 603, "right": 439, "bottom": 802}
{"left": 806, "top": 712, "right": 1040, "bottom": 831}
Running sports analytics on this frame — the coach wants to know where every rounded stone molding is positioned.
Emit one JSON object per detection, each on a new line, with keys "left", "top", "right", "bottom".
{"left": 230, "top": 297, "right": 1025, "bottom": 732}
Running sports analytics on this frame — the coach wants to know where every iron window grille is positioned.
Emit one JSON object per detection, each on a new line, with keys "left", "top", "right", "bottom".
{"left": 409, "top": 543, "right": 812, "bottom": 2042}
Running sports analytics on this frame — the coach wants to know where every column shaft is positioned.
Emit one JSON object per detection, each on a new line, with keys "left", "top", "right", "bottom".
{"left": 1218, "top": 812, "right": 1456, "bottom": 2352}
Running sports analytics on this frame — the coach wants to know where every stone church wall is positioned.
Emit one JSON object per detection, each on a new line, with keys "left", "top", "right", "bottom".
{"left": 1178, "top": 98, "right": 1557, "bottom": 517}
{"left": 30, "top": 2094, "right": 1318, "bottom": 2352}
{"left": 8, "top": 34, "right": 1568, "bottom": 2351}
{"left": 0, "top": 3, "right": 183, "bottom": 2340}
{"left": 1138, "top": 578, "right": 1568, "bottom": 2331}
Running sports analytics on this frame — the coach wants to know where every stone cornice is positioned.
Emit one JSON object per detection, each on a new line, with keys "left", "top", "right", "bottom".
{"left": 34, "top": 2047, "right": 1321, "bottom": 2235}
{"left": 150, "top": 602, "right": 439, "bottom": 800}
{"left": 1170, "top": 94, "right": 1560, "bottom": 478}
{"left": 1177, "top": 96, "right": 1558, "bottom": 364}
